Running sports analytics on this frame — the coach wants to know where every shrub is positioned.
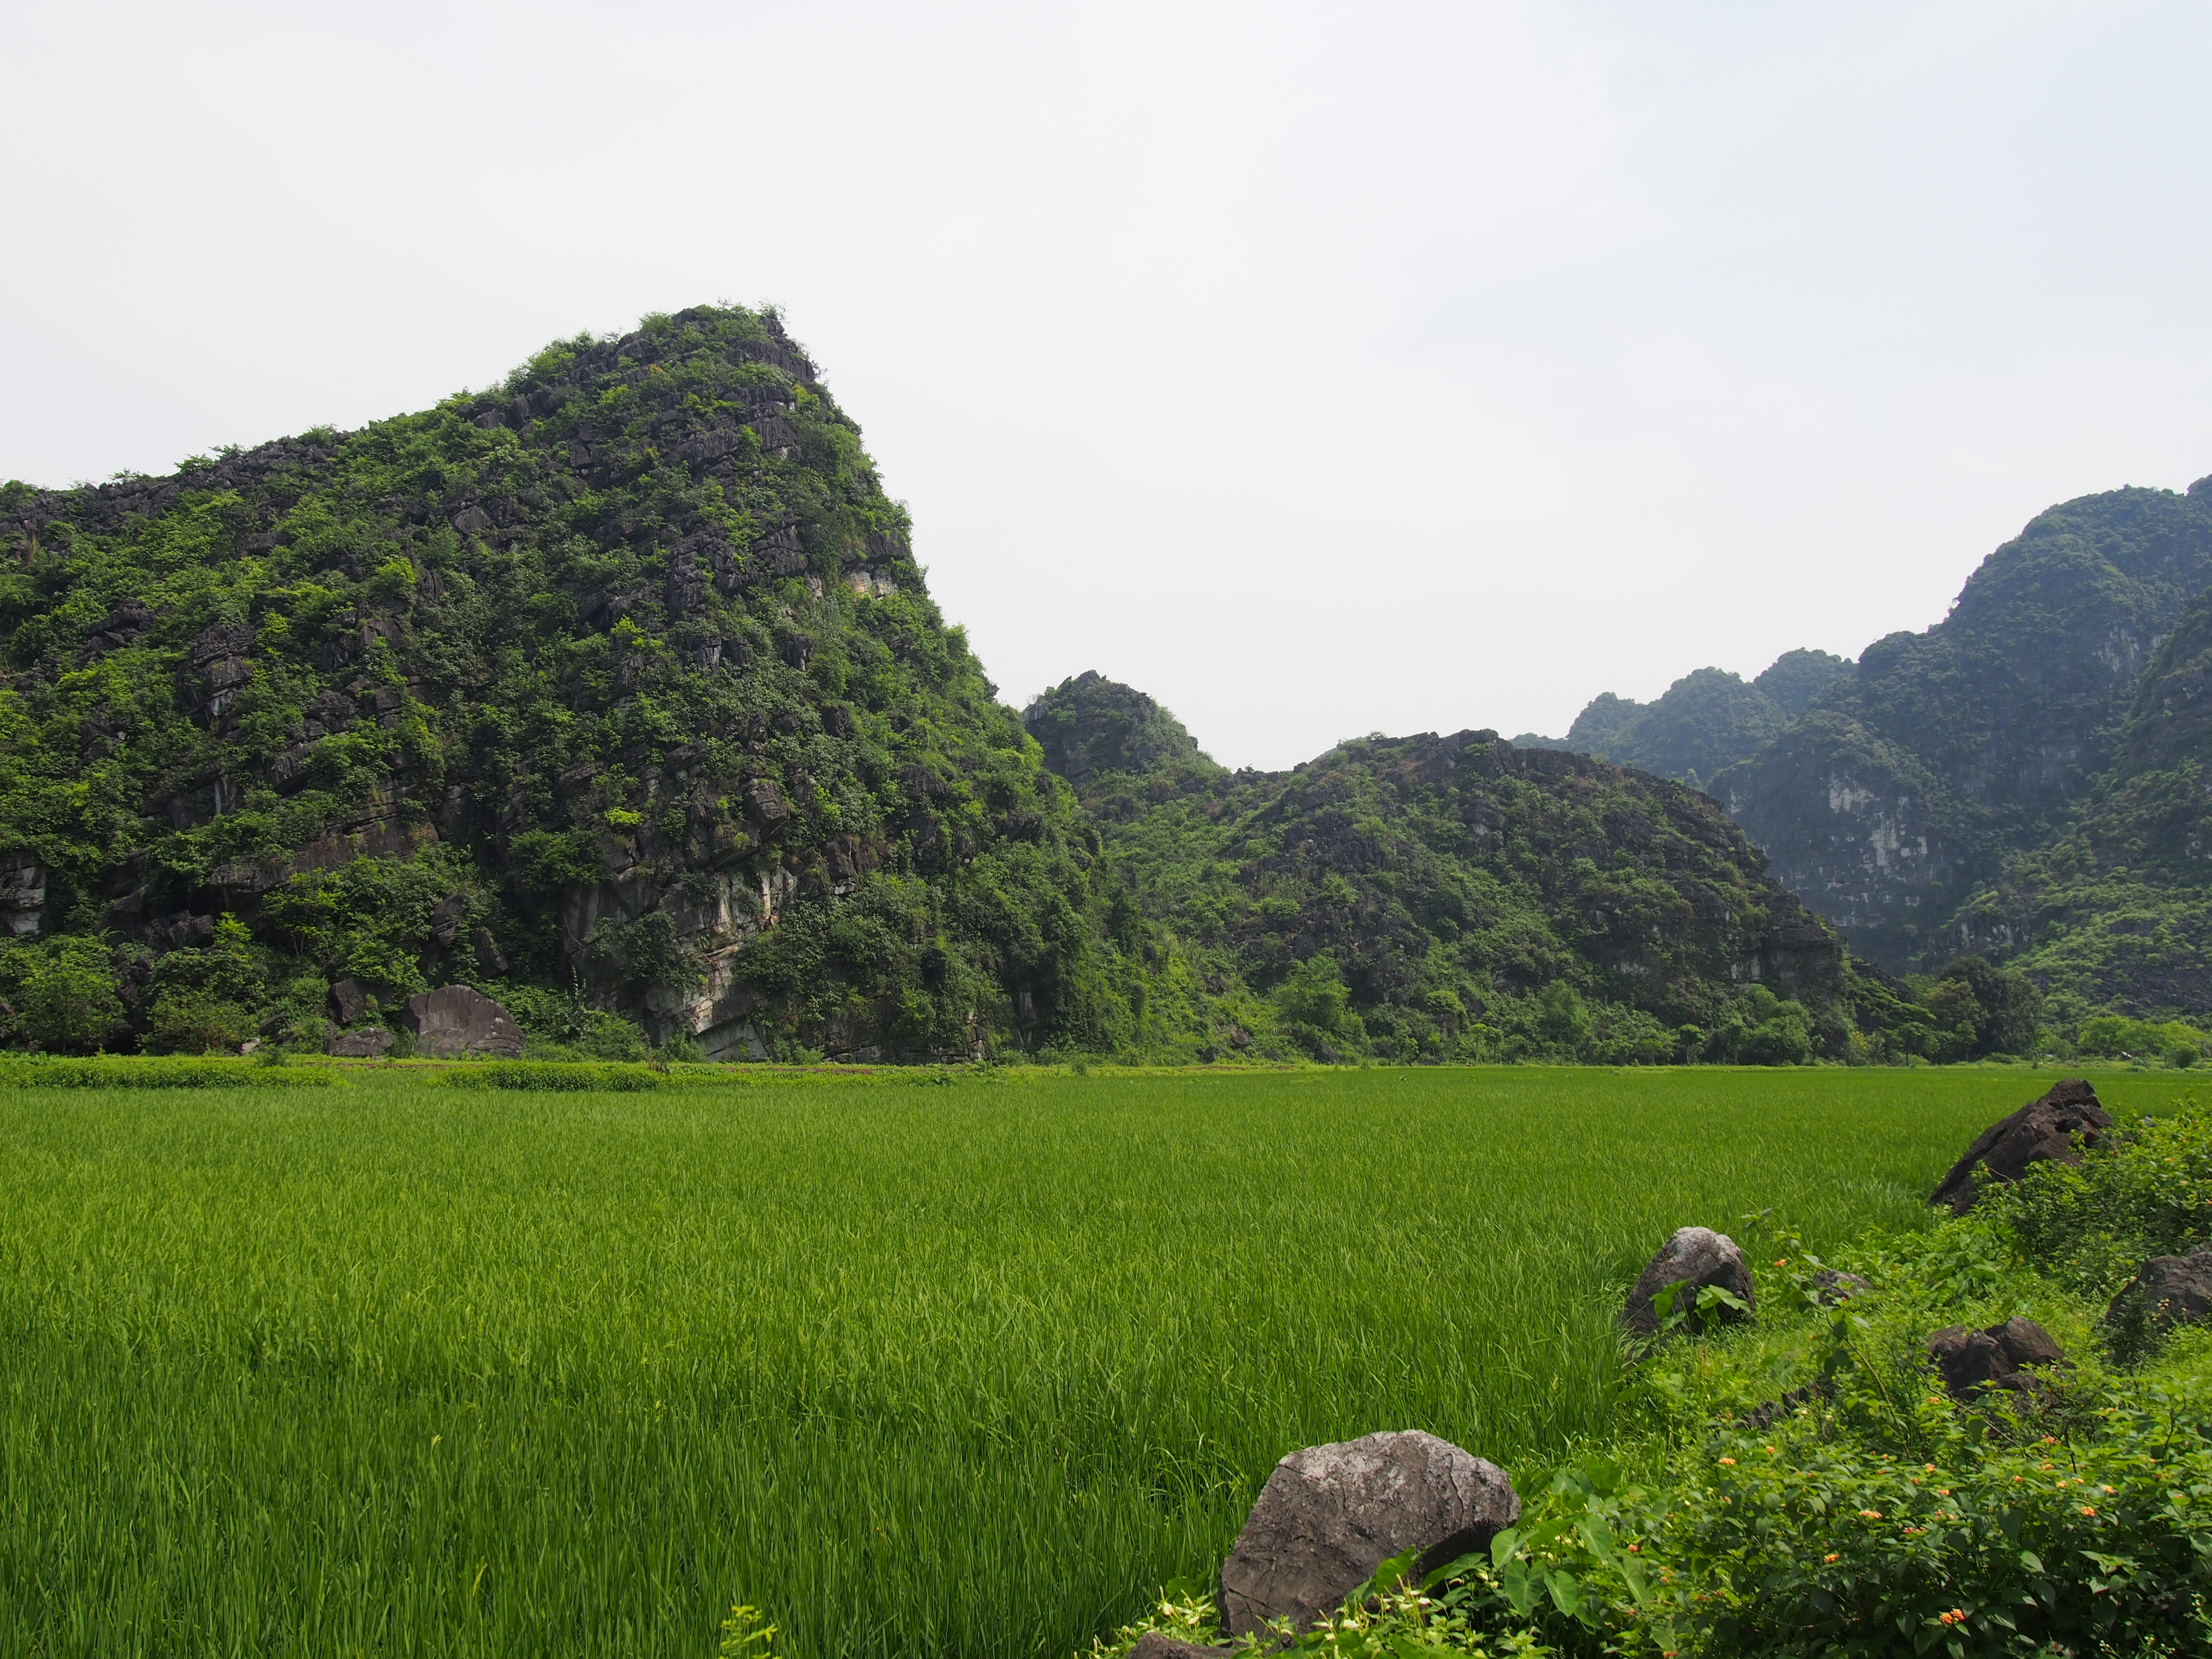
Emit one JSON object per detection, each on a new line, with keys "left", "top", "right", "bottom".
{"left": 1707, "top": 985, "right": 1814, "bottom": 1066}
{"left": 1987, "top": 1091, "right": 2212, "bottom": 1302}
{"left": 2078, "top": 1015, "right": 2212, "bottom": 1066}
{"left": 0, "top": 935, "right": 126, "bottom": 1052}
{"left": 144, "top": 989, "right": 253, "bottom": 1055}
{"left": 0, "top": 1057, "right": 333, "bottom": 1088}
{"left": 483, "top": 982, "right": 652, "bottom": 1061}
{"left": 440, "top": 1061, "right": 662, "bottom": 1093}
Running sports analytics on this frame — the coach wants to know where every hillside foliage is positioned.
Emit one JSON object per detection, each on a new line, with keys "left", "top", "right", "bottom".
{"left": 0, "top": 305, "right": 1154, "bottom": 1060}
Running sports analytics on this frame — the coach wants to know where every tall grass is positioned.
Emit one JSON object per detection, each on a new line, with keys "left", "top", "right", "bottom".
{"left": 0, "top": 1066, "right": 2188, "bottom": 1658}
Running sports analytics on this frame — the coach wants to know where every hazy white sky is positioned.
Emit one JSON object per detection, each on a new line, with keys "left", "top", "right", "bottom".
{"left": 6, "top": 0, "right": 2209, "bottom": 767}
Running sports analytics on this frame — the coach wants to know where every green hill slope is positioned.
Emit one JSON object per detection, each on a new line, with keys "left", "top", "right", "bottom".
{"left": 0, "top": 306, "right": 1121, "bottom": 1060}
{"left": 1024, "top": 673, "right": 1858, "bottom": 1064}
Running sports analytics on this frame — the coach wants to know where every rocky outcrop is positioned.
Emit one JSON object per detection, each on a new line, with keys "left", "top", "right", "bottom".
{"left": 1220, "top": 1431, "right": 1519, "bottom": 1638}
{"left": 1930, "top": 1080, "right": 2111, "bottom": 1215}
{"left": 1022, "top": 671, "right": 1216, "bottom": 791}
{"left": 1926, "top": 1316, "right": 2067, "bottom": 1399}
{"left": 2106, "top": 1245, "right": 2212, "bottom": 1337}
{"left": 400, "top": 986, "right": 524, "bottom": 1059}
{"left": 327, "top": 1026, "right": 394, "bottom": 1058}
{"left": 1622, "top": 1226, "right": 1756, "bottom": 1336}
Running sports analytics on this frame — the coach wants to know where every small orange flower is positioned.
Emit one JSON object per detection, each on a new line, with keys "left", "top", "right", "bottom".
{"left": 2081, "top": 1506, "right": 2097, "bottom": 1517}
{"left": 1859, "top": 1509, "right": 1882, "bottom": 1520}
{"left": 1718, "top": 1456, "right": 1736, "bottom": 1466}
{"left": 1823, "top": 1553, "right": 1839, "bottom": 1564}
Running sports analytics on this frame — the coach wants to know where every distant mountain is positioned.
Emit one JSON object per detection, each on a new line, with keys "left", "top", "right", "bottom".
{"left": 1025, "top": 672, "right": 1860, "bottom": 1065}
{"left": 1514, "top": 650, "right": 1851, "bottom": 787}
{"left": 1952, "top": 582, "right": 2212, "bottom": 1020}
{"left": 1714, "top": 480, "right": 2212, "bottom": 982}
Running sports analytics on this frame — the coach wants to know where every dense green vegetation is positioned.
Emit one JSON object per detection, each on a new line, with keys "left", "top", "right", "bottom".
{"left": 1957, "top": 584, "right": 2212, "bottom": 1027}
{"left": 1102, "top": 1083, "right": 2212, "bottom": 1658}
{"left": 0, "top": 306, "right": 1902, "bottom": 1069}
{"left": 1024, "top": 674, "right": 1854, "bottom": 1064}
{"left": 1516, "top": 652, "right": 1851, "bottom": 791}
{"left": 0, "top": 305, "right": 1173, "bottom": 1062}
{"left": 1713, "top": 479, "right": 2212, "bottom": 1009}
{"left": 1024, "top": 674, "right": 2088, "bottom": 1066}
{"left": 1520, "top": 478, "right": 2212, "bottom": 1032}
{"left": 3, "top": 1063, "right": 2171, "bottom": 1659}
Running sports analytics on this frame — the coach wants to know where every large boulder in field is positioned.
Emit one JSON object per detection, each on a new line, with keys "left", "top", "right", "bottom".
{"left": 401, "top": 985, "right": 525, "bottom": 1059}
{"left": 1621, "top": 1227, "right": 1755, "bottom": 1336}
{"left": 2106, "top": 1245, "right": 2212, "bottom": 1336}
{"left": 1930, "top": 1080, "right": 2111, "bottom": 1216}
{"left": 1926, "top": 1316, "right": 2067, "bottom": 1399}
{"left": 1220, "top": 1430, "right": 1519, "bottom": 1638}
{"left": 327, "top": 1025, "right": 394, "bottom": 1058}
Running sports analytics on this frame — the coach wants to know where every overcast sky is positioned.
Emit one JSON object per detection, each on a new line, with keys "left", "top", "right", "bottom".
{"left": 7, "top": 1, "right": 2209, "bottom": 768}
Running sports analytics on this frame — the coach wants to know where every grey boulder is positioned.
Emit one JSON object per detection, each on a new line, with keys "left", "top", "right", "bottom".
{"left": 2107, "top": 1245, "right": 2212, "bottom": 1335}
{"left": 401, "top": 985, "right": 524, "bottom": 1059}
{"left": 1622, "top": 1226, "right": 1755, "bottom": 1336}
{"left": 327, "top": 1025, "right": 394, "bottom": 1058}
{"left": 1926, "top": 1316, "right": 2066, "bottom": 1399}
{"left": 329, "top": 974, "right": 369, "bottom": 1025}
{"left": 1220, "top": 1430, "right": 1518, "bottom": 1638}
{"left": 1930, "top": 1080, "right": 2111, "bottom": 1216}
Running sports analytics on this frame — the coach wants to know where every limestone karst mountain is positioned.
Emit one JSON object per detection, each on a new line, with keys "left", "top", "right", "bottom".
{"left": 0, "top": 307, "right": 1108, "bottom": 1060}
{"left": 1527, "top": 477, "right": 2212, "bottom": 1021}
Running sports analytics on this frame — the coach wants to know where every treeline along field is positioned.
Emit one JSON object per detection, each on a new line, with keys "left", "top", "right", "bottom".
{"left": 0, "top": 1067, "right": 2194, "bottom": 1658}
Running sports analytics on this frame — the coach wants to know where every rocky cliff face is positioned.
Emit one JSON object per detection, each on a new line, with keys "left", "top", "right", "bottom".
{"left": 0, "top": 306, "right": 1107, "bottom": 1060}
{"left": 1714, "top": 480, "right": 2212, "bottom": 972}
{"left": 1954, "top": 583, "right": 2212, "bottom": 1019}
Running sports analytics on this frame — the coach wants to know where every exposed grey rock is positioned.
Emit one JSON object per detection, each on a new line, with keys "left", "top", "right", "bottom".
{"left": 401, "top": 984, "right": 524, "bottom": 1059}
{"left": 1989, "top": 1315, "right": 2066, "bottom": 1370}
{"left": 1926, "top": 1316, "right": 2066, "bottom": 1399}
{"left": 1811, "top": 1270, "right": 1869, "bottom": 1305}
{"left": 471, "top": 926, "right": 508, "bottom": 974}
{"left": 1930, "top": 1080, "right": 2112, "bottom": 1215}
{"left": 1622, "top": 1227, "right": 1755, "bottom": 1336}
{"left": 1126, "top": 1636, "right": 1233, "bottom": 1659}
{"left": 329, "top": 975, "right": 369, "bottom": 1025}
{"left": 1220, "top": 1430, "right": 1518, "bottom": 1638}
{"left": 2107, "top": 1245, "right": 2212, "bottom": 1335}
{"left": 327, "top": 1025, "right": 394, "bottom": 1058}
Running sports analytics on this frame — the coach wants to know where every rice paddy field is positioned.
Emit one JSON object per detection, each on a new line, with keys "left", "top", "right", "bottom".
{"left": 0, "top": 1063, "right": 2197, "bottom": 1659}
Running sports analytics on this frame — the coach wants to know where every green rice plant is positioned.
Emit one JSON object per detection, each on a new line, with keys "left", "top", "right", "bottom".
{"left": 439, "top": 1059, "right": 666, "bottom": 1092}
{"left": 0, "top": 1067, "right": 2189, "bottom": 1658}
{"left": 0, "top": 1054, "right": 336, "bottom": 1088}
